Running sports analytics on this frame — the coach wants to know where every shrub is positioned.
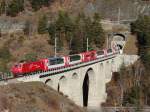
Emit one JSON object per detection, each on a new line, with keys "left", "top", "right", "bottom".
{"left": 24, "top": 53, "right": 37, "bottom": 62}
{"left": 29, "top": 0, "right": 51, "bottom": 11}
{"left": 38, "top": 15, "right": 48, "bottom": 34}
{"left": 0, "top": 46, "right": 11, "bottom": 60}
{"left": 6, "top": 0, "right": 24, "bottom": 17}
{"left": 131, "top": 15, "right": 150, "bottom": 69}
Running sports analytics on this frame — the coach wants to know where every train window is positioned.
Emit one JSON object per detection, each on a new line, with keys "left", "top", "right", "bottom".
{"left": 49, "top": 58, "right": 64, "bottom": 65}
{"left": 57, "top": 58, "right": 64, "bottom": 64}
{"left": 107, "top": 49, "right": 112, "bottom": 53}
{"left": 97, "top": 51, "right": 104, "bottom": 55}
{"left": 15, "top": 65, "right": 18, "bottom": 67}
{"left": 69, "top": 55, "right": 81, "bottom": 62}
{"left": 49, "top": 59, "right": 56, "bottom": 65}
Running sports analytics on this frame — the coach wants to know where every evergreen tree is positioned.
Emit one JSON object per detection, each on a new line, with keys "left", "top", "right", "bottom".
{"left": 70, "top": 22, "right": 84, "bottom": 54}
{"left": 48, "top": 12, "right": 105, "bottom": 54}
{"left": 24, "top": 53, "right": 37, "bottom": 62}
{"left": 131, "top": 15, "right": 150, "bottom": 69}
{"left": 55, "top": 11, "right": 75, "bottom": 42}
{"left": 84, "top": 17, "right": 93, "bottom": 50}
{"left": 6, "top": 0, "right": 24, "bottom": 17}
{"left": 0, "top": 0, "right": 6, "bottom": 15}
{"left": 69, "top": 12, "right": 105, "bottom": 53}
{"left": 48, "top": 11, "right": 75, "bottom": 50}
{"left": 24, "top": 20, "right": 32, "bottom": 36}
{"left": 92, "top": 13, "right": 105, "bottom": 48}
{"left": 70, "top": 13, "right": 86, "bottom": 53}
{"left": 29, "top": 0, "right": 51, "bottom": 11}
{"left": 38, "top": 15, "right": 48, "bottom": 34}
{"left": 48, "top": 23, "right": 57, "bottom": 45}
{"left": 0, "top": 46, "right": 11, "bottom": 72}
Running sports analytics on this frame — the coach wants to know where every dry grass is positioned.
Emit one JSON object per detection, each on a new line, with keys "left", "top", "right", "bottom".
{"left": 0, "top": 82, "right": 85, "bottom": 112}
{"left": 0, "top": 33, "right": 55, "bottom": 68}
{"left": 123, "top": 34, "right": 138, "bottom": 55}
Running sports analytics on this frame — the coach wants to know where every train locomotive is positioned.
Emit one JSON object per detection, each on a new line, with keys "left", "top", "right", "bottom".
{"left": 11, "top": 48, "right": 118, "bottom": 77}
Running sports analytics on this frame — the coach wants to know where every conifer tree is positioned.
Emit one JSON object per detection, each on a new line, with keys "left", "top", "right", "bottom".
{"left": 131, "top": 15, "right": 150, "bottom": 69}
{"left": 29, "top": 0, "right": 50, "bottom": 11}
{"left": 6, "top": 0, "right": 24, "bottom": 17}
{"left": 92, "top": 13, "right": 105, "bottom": 48}
{"left": 38, "top": 15, "right": 48, "bottom": 34}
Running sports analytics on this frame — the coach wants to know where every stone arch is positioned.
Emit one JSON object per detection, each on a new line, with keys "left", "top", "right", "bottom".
{"left": 112, "top": 59, "right": 114, "bottom": 64}
{"left": 70, "top": 73, "right": 79, "bottom": 100}
{"left": 60, "top": 76, "right": 66, "bottom": 81}
{"left": 106, "top": 60, "right": 109, "bottom": 64}
{"left": 100, "top": 63, "right": 103, "bottom": 68}
{"left": 58, "top": 76, "right": 68, "bottom": 94}
{"left": 72, "top": 73, "right": 78, "bottom": 79}
{"left": 117, "top": 44, "right": 123, "bottom": 50}
{"left": 45, "top": 79, "right": 53, "bottom": 87}
{"left": 105, "top": 60, "right": 111, "bottom": 79}
{"left": 82, "top": 68, "right": 95, "bottom": 107}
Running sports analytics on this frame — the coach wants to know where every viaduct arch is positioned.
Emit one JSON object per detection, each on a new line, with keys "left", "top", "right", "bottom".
{"left": 58, "top": 76, "right": 67, "bottom": 94}
{"left": 45, "top": 79, "right": 53, "bottom": 87}
{"left": 82, "top": 68, "right": 95, "bottom": 107}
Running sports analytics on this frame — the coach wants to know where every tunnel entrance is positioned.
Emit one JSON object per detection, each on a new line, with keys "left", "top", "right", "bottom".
{"left": 117, "top": 44, "right": 123, "bottom": 50}
{"left": 82, "top": 73, "right": 89, "bottom": 107}
{"left": 113, "top": 33, "right": 126, "bottom": 41}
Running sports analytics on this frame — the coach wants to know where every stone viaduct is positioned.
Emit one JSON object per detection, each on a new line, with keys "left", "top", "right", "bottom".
{"left": 15, "top": 53, "right": 138, "bottom": 108}
{"left": 1, "top": 33, "right": 139, "bottom": 108}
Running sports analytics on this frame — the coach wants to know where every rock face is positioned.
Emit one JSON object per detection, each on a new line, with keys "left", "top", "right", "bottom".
{"left": 0, "top": 82, "right": 85, "bottom": 112}
{"left": 0, "top": 0, "right": 149, "bottom": 35}
{"left": 51, "top": 0, "right": 150, "bottom": 20}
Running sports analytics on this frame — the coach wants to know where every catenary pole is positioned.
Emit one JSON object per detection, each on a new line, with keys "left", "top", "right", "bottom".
{"left": 87, "top": 38, "right": 89, "bottom": 51}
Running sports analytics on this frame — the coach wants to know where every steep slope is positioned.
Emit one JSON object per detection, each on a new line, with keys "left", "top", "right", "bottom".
{"left": 0, "top": 82, "right": 85, "bottom": 112}
{"left": 123, "top": 34, "right": 138, "bottom": 55}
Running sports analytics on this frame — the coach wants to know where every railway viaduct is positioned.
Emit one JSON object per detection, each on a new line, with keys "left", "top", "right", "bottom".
{"left": 16, "top": 53, "right": 138, "bottom": 108}
{"left": 1, "top": 33, "right": 138, "bottom": 108}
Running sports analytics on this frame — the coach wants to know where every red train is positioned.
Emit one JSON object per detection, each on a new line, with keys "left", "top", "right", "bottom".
{"left": 11, "top": 49, "right": 117, "bottom": 77}
{"left": 11, "top": 59, "right": 48, "bottom": 77}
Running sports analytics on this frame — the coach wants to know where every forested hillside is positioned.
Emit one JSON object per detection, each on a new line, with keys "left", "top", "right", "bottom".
{"left": 104, "top": 15, "right": 150, "bottom": 107}
{"left": 0, "top": 0, "right": 148, "bottom": 73}
{"left": 0, "top": 0, "right": 106, "bottom": 72}
{"left": 0, "top": 0, "right": 149, "bottom": 19}
{"left": 0, "top": 0, "right": 150, "bottom": 109}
